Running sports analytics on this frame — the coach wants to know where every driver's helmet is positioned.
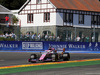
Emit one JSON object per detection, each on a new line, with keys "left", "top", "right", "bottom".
{"left": 49, "top": 46, "right": 54, "bottom": 50}
{"left": 52, "top": 48, "right": 55, "bottom": 50}
{"left": 49, "top": 48, "right": 52, "bottom": 50}
{"left": 48, "top": 47, "right": 52, "bottom": 50}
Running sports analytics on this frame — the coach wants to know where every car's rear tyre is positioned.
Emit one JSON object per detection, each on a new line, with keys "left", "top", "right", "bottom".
{"left": 63, "top": 53, "right": 70, "bottom": 61}
{"left": 30, "top": 54, "right": 37, "bottom": 59}
{"left": 30, "top": 54, "right": 37, "bottom": 63}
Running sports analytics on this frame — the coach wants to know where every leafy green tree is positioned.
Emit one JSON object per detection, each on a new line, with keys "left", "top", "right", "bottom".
{"left": 12, "top": 15, "right": 19, "bottom": 25}
{"left": 1, "top": 0, "right": 14, "bottom": 9}
{"left": 9, "top": 0, "right": 27, "bottom": 9}
{"left": 0, "top": 0, "right": 27, "bottom": 10}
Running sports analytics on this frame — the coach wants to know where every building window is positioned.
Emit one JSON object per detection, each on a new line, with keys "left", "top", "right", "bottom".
{"left": 79, "top": 14, "right": 84, "bottom": 24}
{"left": 66, "top": 30, "right": 72, "bottom": 41}
{"left": 79, "top": 31, "right": 83, "bottom": 38}
{"left": 91, "top": 15, "right": 100, "bottom": 25}
{"left": 64, "top": 13, "right": 73, "bottom": 23}
{"left": 37, "top": 0, "right": 41, "bottom": 4}
{"left": 91, "top": 32, "right": 98, "bottom": 42}
{"left": 98, "top": 16, "right": 100, "bottom": 25}
{"left": 43, "top": 31, "right": 51, "bottom": 35}
{"left": 44, "top": 12, "right": 50, "bottom": 22}
{"left": 27, "top": 14, "right": 33, "bottom": 23}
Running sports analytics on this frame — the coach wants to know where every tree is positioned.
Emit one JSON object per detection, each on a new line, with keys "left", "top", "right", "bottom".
{"left": 12, "top": 15, "right": 19, "bottom": 25}
{"left": 0, "top": 0, "right": 27, "bottom": 10}
{"left": 1, "top": 0, "right": 14, "bottom": 9}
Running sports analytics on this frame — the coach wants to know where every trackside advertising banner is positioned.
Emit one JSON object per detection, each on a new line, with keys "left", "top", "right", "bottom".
{"left": 0, "top": 41, "right": 100, "bottom": 52}
{"left": 22, "top": 42, "right": 43, "bottom": 51}
{"left": 0, "top": 41, "right": 21, "bottom": 51}
{"left": 44, "top": 42, "right": 100, "bottom": 51}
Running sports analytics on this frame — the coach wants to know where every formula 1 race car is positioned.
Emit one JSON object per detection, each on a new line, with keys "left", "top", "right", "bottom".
{"left": 28, "top": 48, "right": 70, "bottom": 63}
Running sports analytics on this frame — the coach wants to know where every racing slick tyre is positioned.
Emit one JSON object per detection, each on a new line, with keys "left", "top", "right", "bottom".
{"left": 51, "top": 53, "right": 58, "bottom": 62}
{"left": 29, "top": 54, "right": 37, "bottom": 63}
{"left": 63, "top": 53, "right": 70, "bottom": 61}
{"left": 30, "top": 54, "right": 37, "bottom": 59}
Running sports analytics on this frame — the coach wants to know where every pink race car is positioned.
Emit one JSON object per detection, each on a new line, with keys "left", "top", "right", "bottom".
{"left": 28, "top": 48, "right": 70, "bottom": 63}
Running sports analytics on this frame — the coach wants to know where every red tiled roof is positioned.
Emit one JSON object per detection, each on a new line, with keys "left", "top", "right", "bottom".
{"left": 50, "top": 0, "right": 100, "bottom": 12}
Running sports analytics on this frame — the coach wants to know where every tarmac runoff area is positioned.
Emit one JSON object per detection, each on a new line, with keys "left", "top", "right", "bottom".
{"left": 0, "top": 52, "right": 100, "bottom": 75}
{"left": 0, "top": 59, "right": 100, "bottom": 75}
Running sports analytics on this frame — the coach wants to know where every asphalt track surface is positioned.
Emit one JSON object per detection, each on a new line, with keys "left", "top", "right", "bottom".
{"left": 0, "top": 52, "right": 100, "bottom": 67}
{"left": 0, "top": 52, "right": 100, "bottom": 75}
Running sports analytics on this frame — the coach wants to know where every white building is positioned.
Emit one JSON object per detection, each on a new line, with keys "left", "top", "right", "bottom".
{"left": 18, "top": 0, "right": 100, "bottom": 42}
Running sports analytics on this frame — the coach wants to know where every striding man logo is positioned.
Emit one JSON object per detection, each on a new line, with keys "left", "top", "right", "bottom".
{"left": 94, "top": 43, "right": 99, "bottom": 51}
{"left": 88, "top": 43, "right": 93, "bottom": 51}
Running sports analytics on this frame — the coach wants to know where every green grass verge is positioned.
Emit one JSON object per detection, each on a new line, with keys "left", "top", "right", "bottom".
{"left": 0, "top": 60, "right": 100, "bottom": 75}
